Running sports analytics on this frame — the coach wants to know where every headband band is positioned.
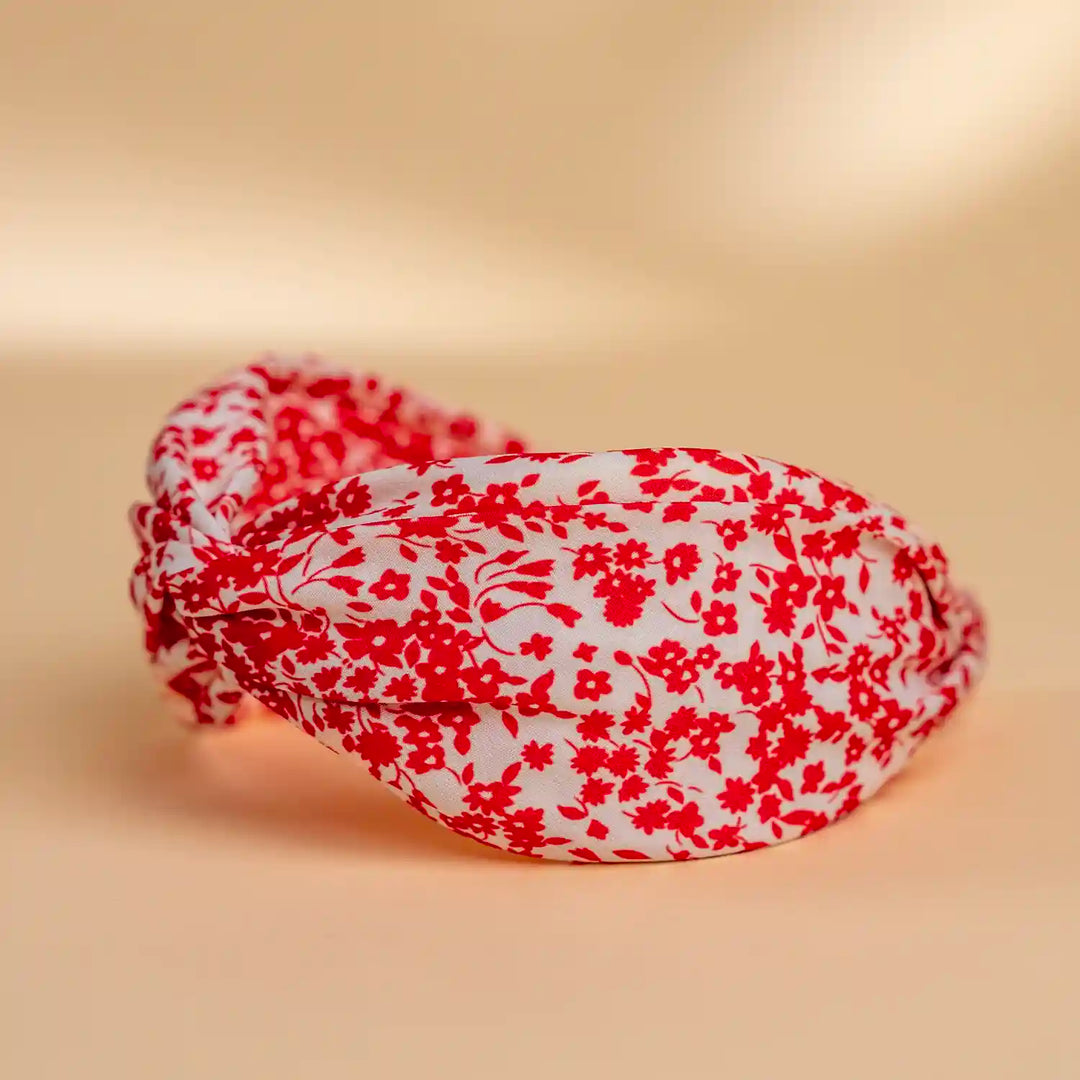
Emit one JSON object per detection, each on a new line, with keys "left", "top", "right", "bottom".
{"left": 131, "top": 356, "right": 985, "bottom": 862}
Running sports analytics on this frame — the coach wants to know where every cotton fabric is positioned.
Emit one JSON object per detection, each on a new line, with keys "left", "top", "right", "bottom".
{"left": 131, "top": 357, "right": 985, "bottom": 862}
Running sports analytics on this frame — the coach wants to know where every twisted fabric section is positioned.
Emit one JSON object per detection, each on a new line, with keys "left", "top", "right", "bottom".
{"left": 130, "top": 355, "right": 985, "bottom": 862}
{"left": 129, "top": 355, "right": 524, "bottom": 725}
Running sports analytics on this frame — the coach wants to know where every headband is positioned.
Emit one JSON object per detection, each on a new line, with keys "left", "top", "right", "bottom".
{"left": 130, "top": 356, "right": 985, "bottom": 862}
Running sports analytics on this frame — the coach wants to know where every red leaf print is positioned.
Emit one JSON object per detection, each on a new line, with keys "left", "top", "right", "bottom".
{"left": 504, "top": 580, "right": 551, "bottom": 599}
{"left": 514, "top": 559, "right": 555, "bottom": 577}
{"left": 501, "top": 711, "right": 519, "bottom": 737}
{"left": 859, "top": 562, "right": 871, "bottom": 592}
{"left": 547, "top": 603, "right": 581, "bottom": 628}
{"left": 712, "top": 456, "right": 751, "bottom": 474}
{"left": 568, "top": 848, "right": 602, "bottom": 862}
{"left": 277, "top": 552, "right": 304, "bottom": 575}
{"left": 612, "top": 849, "right": 650, "bottom": 860}
{"left": 773, "top": 532, "right": 796, "bottom": 561}
{"left": 479, "top": 599, "right": 509, "bottom": 621}
{"left": 330, "top": 547, "right": 366, "bottom": 568}
{"left": 325, "top": 575, "right": 364, "bottom": 595}
{"left": 531, "top": 670, "right": 555, "bottom": 700}
{"left": 801, "top": 761, "right": 825, "bottom": 793}
{"left": 559, "top": 805, "right": 587, "bottom": 820}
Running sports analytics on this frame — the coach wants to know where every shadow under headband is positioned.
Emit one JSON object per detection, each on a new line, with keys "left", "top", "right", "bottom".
{"left": 130, "top": 356, "right": 985, "bottom": 863}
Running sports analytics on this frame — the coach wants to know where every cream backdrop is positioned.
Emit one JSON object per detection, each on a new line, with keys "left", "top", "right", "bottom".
{"left": 2, "top": 4, "right": 1079, "bottom": 1078}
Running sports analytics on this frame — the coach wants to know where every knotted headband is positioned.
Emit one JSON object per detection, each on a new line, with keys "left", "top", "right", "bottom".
{"left": 130, "top": 356, "right": 985, "bottom": 862}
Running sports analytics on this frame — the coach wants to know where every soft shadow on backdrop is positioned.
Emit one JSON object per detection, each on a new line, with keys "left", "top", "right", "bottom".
{"left": 2, "top": 4, "right": 1078, "bottom": 1079}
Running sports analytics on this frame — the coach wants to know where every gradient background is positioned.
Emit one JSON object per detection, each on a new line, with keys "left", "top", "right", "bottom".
{"left": 2, "top": 3, "right": 1078, "bottom": 1077}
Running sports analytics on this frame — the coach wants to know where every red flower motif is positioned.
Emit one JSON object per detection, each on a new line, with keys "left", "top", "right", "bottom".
{"left": 717, "top": 776, "right": 755, "bottom": 813}
{"left": 717, "top": 519, "right": 748, "bottom": 551}
{"left": 576, "top": 709, "right": 614, "bottom": 742}
{"left": 520, "top": 633, "right": 553, "bottom": 660}
{"left": 192, "top": 457, "right": 219, "bottom": 482}
{"left": 430, "top": 474, "right": 469, "bottom": 506}
{"left": 434, "top": 538, "right": 467, "bottom": 564}
{"left": 595, "top": 571, "right": 655, "bottom": 627}
{"left": 312, "top": 666, "right": 341, "bottom": 693}
{"left": 338, "top": 479, "right": 372, "bottom": 516}
{"left": 464, "top": 781, "right": 517, "bottom": 815}
{"left": 613, "top": 539, "right": 651, "bottom": 569}
{"left": 605, "top": 745, "right": 640, "bottom": 777}
{"left": 354, "top": 724, "right": 401, "bottom": 771}
{"left": 750, "top": 500, "right": 794, "bottom": 535}
{"left": 572, "top": 543, "right": 612, "bottom": 579}
{"left": 570, "top": 744, "right": 609, "bottom": 776}
{"left": 773, "top": 563, "right": 816, "bottom": 606}
{"left": 522, "top": 741, "right": 554, "bottom": 770}
{"left": 813, "top": 575, "right": 847, "bottom": 621}
{"left": 667, "top": 800, "right": 704, "bottom": 839}
{"left": 370, "top": 569, "right": 410, "bottom": 601}
{"left": 709, "top": 823, "right": 745, "bottom": 850}
{"left": 343, "top": 666, "right": 379, "bottom": 696}
{"left": 581, "top": 778, "right": 615, "bottom": 806}
{"left": 702, "top": 600, "right": 739, "bottom": 637}
{"left": 574, "top": 668, "right": 612, "bottom": 701}
{"left": 712, "top": 558, "right": 741, "bottom": 592}
{"left": 663, "top": 542, "right": 701, "bottom": 585}
{"left": 383, "top": 674, "right": 418, "bottom": 702}
{"left": 339, "top": 619, "right": 405, "bottom": 667}
{"left": 630, "top": 800, "right": 672, "bottom": 835}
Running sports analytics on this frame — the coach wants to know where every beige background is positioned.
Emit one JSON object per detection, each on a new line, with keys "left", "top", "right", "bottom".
{"left": 2, "top": 3, "right": 1079, "bottom": 1078}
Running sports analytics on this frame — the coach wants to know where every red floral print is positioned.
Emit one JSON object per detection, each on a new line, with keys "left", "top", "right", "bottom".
{"left": 130, "top": 355, "right": 986, "bottom": 863}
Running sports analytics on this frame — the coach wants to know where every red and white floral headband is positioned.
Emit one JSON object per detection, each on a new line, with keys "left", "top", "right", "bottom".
{"left": 130, "top": 356, "right": 985, "bottom": 862}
